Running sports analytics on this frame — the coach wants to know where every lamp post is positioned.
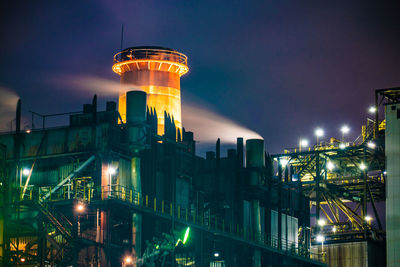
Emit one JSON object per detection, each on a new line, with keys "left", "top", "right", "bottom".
{"left": 340, "top": 125, "right": 349, "bottom": 142}
{"left": 299, "top": 139, "right": 309, "bottom": 152}
{"left": 315, "top": 128, "right": 324, "bottom": 145}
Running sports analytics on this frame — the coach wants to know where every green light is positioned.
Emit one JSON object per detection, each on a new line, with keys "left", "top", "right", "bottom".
{"left": 182, "top": 227, "right": 190, "bottom": 244}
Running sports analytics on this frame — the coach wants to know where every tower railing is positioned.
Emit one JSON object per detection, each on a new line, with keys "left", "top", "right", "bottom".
{"left": 113, "top": 48, "right": 188, "bottom": 65}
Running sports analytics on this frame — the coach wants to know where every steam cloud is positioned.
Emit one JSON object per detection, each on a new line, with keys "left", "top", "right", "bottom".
{"left": 53, "top": 75, "right": 262, "bottom": 144}
{"left": 182, "top": 104, "right": 262, "bottom": 144}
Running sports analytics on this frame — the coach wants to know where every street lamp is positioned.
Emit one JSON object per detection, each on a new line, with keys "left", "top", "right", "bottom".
{"left": 22, "top": 168, "right": 30, "bottom": 176}
{"left": 123, "top": 256, "right": 133, "bottom": 267}
{"left": 340, "top": 125, "right": 350, "bottom": 141}
{"left": 326, "top": 161, "right": 335, "bottom": 171}
{"left": 359, "top": 162, "right": 367, "bottom": 170}
{"left": 75, "top": 203, "right": 85, "bottom": 213}
{"left": 107, "top": 166, "right": 117, "bottom": 195}
{"left": 365, "top": 215, "right": 373, "bottom": 223}
{"left": 367, "top": 142, "right": 376, "bottom": 149}
{"left": 299, "top": 139, "right": 309, "bottom": 152}
{"left": 317, "top": 219, "right": 326, "bottom": 227}
{"left": 368, "top": 106, "right": 377, "bottom": 114}
{"left": 315, "top": 128, "right": 324, "bottom": 144}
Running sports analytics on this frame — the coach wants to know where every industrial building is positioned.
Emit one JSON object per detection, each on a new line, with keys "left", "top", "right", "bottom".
{"left": 0, "top": 46, "right": 397, "bottom": 266}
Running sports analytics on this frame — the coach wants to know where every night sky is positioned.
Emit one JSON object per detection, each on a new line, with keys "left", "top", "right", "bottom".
{"left": 1, "top": 0, "right": 399, "bottom": 154}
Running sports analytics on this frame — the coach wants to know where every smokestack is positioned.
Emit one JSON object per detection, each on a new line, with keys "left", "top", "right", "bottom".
{"left": 245, "top": 138, "right": 264, "bottom": 267}
{"left": 126, "top": 91, "right": 147, "bottom": 123}
{"left": 15, "top": 99, "right": 21, "bottom": 133}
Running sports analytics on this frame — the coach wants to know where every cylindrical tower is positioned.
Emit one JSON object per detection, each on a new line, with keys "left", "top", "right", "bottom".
{"left": 112, "top": 46, "right": 189, "bottom": 136}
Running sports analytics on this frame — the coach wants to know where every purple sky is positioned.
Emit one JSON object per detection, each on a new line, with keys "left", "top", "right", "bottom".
{"left": 1, "top": 0, "right": 400, "bottom": 153}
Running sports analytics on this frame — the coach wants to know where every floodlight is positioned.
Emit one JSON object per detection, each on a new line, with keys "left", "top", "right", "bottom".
{"left": 300, "top": 139, "right": 309, "bottom": 147}
{"left": 107, "top": 166, "right": 116, "bottom": 175}
{"left": 22, "top": 168, "right": 30, "bottom": 176}
{"left": 316, "top": 234, "right": 325, "bottom": 243}
{"left": 315, "top": 128, "right": 324, "bottom": 137}
{"left": 359, "top": 162, "right": 367, "bottom": 170}
{"left": 326, "top": 161, "right": 335, "bottom": 171}
{"left": 367, "top": 142, "right": 376, "bottom": 149}
{"left": 340, "top": 125, "right": 350, "bottom": 134}
{"left": 317, "top": 219, "right": 326, "bottom": 227}
{"left": 368, "top": 106, "right": 377, "bottom": 114}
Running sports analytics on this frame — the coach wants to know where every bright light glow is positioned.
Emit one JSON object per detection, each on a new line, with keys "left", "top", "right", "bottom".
{"left": 25, "top": 129, "right": 31, "bottom": 133}
{"left": 107, "top": 167, "right": 116, "bottom": 175}
{"left": 332, "top": 226, "right": 337, "bottom": 233}
{"left": 124, "top": 256, "right": 133, "bottom": 264}
{"left": 280, "top": 158, "right": 289, "bottom": 167}
{"left": 368, "top": 106, "right": 377, "bottom": 114}
{"left": 315, "top": 128, "right": 324, "bottom": 137}
{"left": 367, "top": 142, "right": 376, "bottom": 149}
{"left": 183, "top": 227, "right": 190, "bottom": 244}
{"left": 383, "top": 171, "right": 387, "bottom": 175}
{"left": 326, "top": 161, "right": 335, "bottom": 171}
{"left": 365, "top": 215, "right": 373, "bottom": 222}
{"left": 76, "top": 203, "right": 85, "bottom": 213}
{"left": 359, "top": 162, "right": 367, "bottom": 170}
{"left": 340, "top": 125, "right": 350, "bottom": 134}
{"left": 20, "top": 258, "right": 25, "bottom": 262}
{"left": 214, "top": 252, "right": 219, "bottom": 257}
{"left": 300, "top": 139, "right": 309, "bottom": 147}
{"left": 316, "top": 234, "right": 325, "bottom": 243}
{"left": 339, "top": 143, "right": 346, "bottom": 149}
{"left": 22, "top": 168, "right": 30, "bottom": 176}
{"left": 317, "top": 219, "right": 326, "bottom": 227}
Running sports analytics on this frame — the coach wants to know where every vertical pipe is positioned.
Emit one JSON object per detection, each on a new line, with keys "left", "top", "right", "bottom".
{"left": 315, "top": 153, "right": 321, "bottom": 231}
{"left": 246, "top": 139, "right": 264, "bottom": 267}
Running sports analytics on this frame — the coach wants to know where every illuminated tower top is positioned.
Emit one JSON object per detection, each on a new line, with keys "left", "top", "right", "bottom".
{"left": 112, "top": 46, "right": 188, "bottom": 136}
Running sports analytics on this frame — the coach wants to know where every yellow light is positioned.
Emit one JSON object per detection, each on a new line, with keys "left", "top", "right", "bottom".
{"left": 332, "top": 226, "right": 337, "bottom": 233}
{"left": 20, "top": 258, "right": 25, "bottom": 262}
{"left": 365, "top": 215, "right": 373, "bottom": 222}
{"left": 317, "top": 219, "right": 326, "bottom": 227}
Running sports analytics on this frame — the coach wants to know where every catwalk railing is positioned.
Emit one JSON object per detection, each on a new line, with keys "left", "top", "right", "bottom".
{"left": 20, "top": 184, "right": 326, "bottom": 264}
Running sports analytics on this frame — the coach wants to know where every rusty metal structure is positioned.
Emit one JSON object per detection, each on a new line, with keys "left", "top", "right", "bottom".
{"left": 0, "top": 47, "right": 326, "bottom": 267}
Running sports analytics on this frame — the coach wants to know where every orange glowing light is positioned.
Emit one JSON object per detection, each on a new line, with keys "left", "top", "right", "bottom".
{"left": 76, "top": 203, "right": 85, "bottom": 212}
{"left": 113, "top": 47, "right": 188, "bottom": 136}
